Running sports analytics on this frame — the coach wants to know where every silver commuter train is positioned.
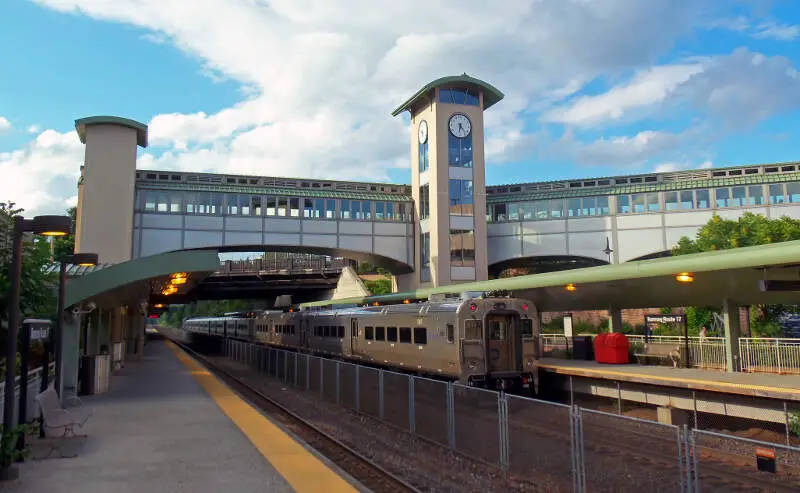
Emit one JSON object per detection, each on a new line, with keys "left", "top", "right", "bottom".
{"left": 182, "top": 291, "right": 538, "bottom": 391}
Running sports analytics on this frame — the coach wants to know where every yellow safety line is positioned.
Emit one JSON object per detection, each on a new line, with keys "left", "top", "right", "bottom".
{"left": 537, "top": 363, "right": 800, "bottom": 395}
{"left": 166, "top": 341, "right": 358, "bottom": 493}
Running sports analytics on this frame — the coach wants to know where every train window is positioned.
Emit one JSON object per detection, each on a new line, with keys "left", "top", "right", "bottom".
{"left": 324, "top": 326, "right": 331, "bottom": 337}
{"left": 375, "top": 327, "right": 385, "bottom": 341}
{"left": 365, "top": 326, "right": 374, "bottom": 340}
{"left": 399, "top": 327, "right": 412, "bottom": 343}
{"left": 387, "top": 327, "right": 398, "bottom": 342}
{"left": 446, "top": 324, "right": 454, "bottom": 344}
{"left": 490, "top": 321, "right": 507, "bottom": 340}
{"left": 464, "top": 320, "right": 482, "bottom": 340}
{"left": 413, "top": 327, "right": 427, "bottom": 345}
{"left": 337, "top": 326, "right": 344, "bottom": 338}
{"left": 521, "top": 319, "right": 533, "bottom": 338}
{"left": 314, "top": 326, "right": 320, "bottom": 337}
{"left": 292, "top": 325, "right": 296, "bottom": 335}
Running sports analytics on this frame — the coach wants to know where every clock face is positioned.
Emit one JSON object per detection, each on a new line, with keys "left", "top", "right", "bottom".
{"left": 418, "top": 120, "right": 428, "bottom": 144}
{"left": 449, "top": 113, "right": 471, "bottom": 138}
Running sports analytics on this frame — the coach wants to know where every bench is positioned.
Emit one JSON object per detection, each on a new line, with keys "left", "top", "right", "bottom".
{"left": 634, "top": 343, "right": 681, "bottom": 368}
{"left": 34, "top": 384, "right": 94, "bottom": 458}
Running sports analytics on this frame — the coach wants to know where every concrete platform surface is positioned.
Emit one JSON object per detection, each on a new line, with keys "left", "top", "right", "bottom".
{"left": 538, "top": 357, "right": 800, "bottom": 401}
{"left": 3, "top": 339, "right": 356, "bottom": 493}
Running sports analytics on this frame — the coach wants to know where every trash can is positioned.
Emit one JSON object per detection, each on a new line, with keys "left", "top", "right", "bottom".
{"left": 572, "top": 335, "right": 595, "bottom": 360}
{"left": 78, "top": 354, "right": 111, "bottom": 395}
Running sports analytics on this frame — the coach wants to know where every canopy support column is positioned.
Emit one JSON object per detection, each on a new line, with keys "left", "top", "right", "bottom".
{"left": 722, "top": 298, "right": 741, "bottom": 372}
{"left": 608, "top": 308, "right": 623, "bottom": 333}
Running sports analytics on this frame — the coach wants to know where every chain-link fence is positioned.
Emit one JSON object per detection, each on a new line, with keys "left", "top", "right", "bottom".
{"left": 219, "top": 341, "right": 800, "bottom": 492}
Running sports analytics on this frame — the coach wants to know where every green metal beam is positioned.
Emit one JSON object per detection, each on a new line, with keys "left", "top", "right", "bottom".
{"left": 65, "top": 249, "right": 221, "bottom": 307}
{"left": 137, "top": 181, "right": 412, "bottom": 202}
{"left": 300, "top": 240, "right": 800, "bottom": 309}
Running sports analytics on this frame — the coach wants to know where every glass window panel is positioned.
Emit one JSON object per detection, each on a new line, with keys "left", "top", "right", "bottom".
{"left": 581, "top": 196, "right": 597, "bottom": 216}
{"left": 157, "top": 193, "right": 169, "bottom": 212}
{"left": 521, "top": 202, "right": 535, "bottom": 220}
{"left": 665, "top": 191, "right": 679, "bottom": 211}
{"left": 386, "top": 202, "right": 394, "bottom": 221}
{"left": 631, "top": 194, "right": 645, "bottom": 213}
{"left": 679, "top": 191, "right": 693, "bottom": 210}
{"left": 363, "top": 201, "right": 372, "bottom": 220}
{"left": 533, "top": 200, "right": 549, "bottom": 219}
{"left": 461, "top": 180, "right": 474, "bottom": 215}
{"left": 184, "top": 193, "right": 195, "bottom": 214}
{"left": 226, "top": 194, "right": 239, "bottom": 215}
{"left": 731, "top": 187, "right": 746, "bottom": 207}
{"left": 351, "top": 200, "right": 362, "bottom": 220}
{"left": 550, "top": 200, "right": 564, "bottom": 218}
{"left": 252, "top": 196, "right": 262, "bottom": 216}
{"left": 715, "top": 188, "right": 730, "bottom": 208}
{"left": 144, "top": 191, "right": 157, "bottom": 212}
{"left": 507, "top": 203, "right": 520, "bottom": 221}
{"left": 788, "top": 182, "right": 800, "bottom": 203}
{"left": 646, "top": 192, "right": 660, "bottom": 212}
{"left": 326, "top": 199, "right": 336, "bottom": 219}
{"left": 169, "top": 194, "right": 181, "bottom": 213}
{"left": 596, "top": 196, "right": 610, "bottom": 215}
{"left": 303, "top": 199, "right": 314, "bottom": 218}
{"left": 448, "top": 133, "right": 473, "bottom": 167}
{"left": 769, "top": 184, "right": 785, "bottom": 204}
{"left": 493, "top": 203, "right": 507, "bottom": 222}
{"left": 314, "top": 199, "right": 324, "bottom": 218}
{"left": 277, "top": 197, "right": 288, "bottom": 216}
{"left": 617, "top": 195, "right": 630, "bottom": 214}
{"left": 289, "top": 198, "right": 300, "bottom": 217}
{"left": 375, "top": 202, "right": 385, "bottom": 220}
{"left": 746, "top": 186, "right": 763, "bottom": 206}
{"left": 695, "top": 189, "right": 710, "bottom": 209}
{"left": 340, "top": 199, "right": 350, "bottom": 219}
{"left": 567, "top": 198, "right": 581, "bottom": 217}
{"left": 266, "top": 197, "right": 276, "bottom": 216}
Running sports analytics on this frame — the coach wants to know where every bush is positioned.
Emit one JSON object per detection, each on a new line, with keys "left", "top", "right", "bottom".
{"left": 790, "top": 412, "right": 800, "bottom": 438}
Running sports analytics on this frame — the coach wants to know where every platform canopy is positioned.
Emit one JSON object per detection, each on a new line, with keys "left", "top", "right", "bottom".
{"left": 301, "top": 240, "right": 800, "bottom": 311}
{"left": 64, "top": 249, "right": 222, "bottom": 308}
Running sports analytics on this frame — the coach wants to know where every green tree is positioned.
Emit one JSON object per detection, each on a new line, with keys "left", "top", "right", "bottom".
{"left": 672, "top": 212, "right": 800, "bottom": 337}
{"left": 364, "top": 278, "right": 392, "bottom": 295}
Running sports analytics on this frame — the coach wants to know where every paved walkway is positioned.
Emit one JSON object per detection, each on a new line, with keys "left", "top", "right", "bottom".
{"left": 5, "top": 337, "right": 363, "bottom": 493}
{"left": 539, "top": 357, "right": 800, "bottom": 401}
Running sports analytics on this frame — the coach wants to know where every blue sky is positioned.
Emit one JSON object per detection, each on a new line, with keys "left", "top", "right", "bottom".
{"left": 1, "top": 0, "right": 800, "bottom": 215}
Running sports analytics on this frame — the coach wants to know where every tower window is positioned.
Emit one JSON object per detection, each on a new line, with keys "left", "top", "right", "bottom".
{"left": 419, "top": 184, "right": 430, "bottom": 220}
{"left": 439, "top": 88, "right": 479, "bottom": 106}
{"left": 450, "top": 229, "right": 475, "bottom": 267}
{"left": 448, "top": 133, "right": 473, "bottom": 167}
{"left": 449, "top": 179, "right": 474, "bottom": 215}
{"left": 419, "top": 140, "right": 429, "bottom": 173}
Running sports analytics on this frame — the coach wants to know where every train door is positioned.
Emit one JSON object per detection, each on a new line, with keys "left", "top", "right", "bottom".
{"left": 350, "top": 319, "right": 358, "bottom": 355}
{"left": 487, "top": 313, "right": 518, "bottom": 373}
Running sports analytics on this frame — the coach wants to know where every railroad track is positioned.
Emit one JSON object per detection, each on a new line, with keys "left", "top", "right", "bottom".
{"left": 169, "top": 337, "right": 422, "bottom": 493}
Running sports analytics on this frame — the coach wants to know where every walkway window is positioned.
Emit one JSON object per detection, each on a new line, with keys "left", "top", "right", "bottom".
{"left": 731, "top": 187, "right": 746, "bottom": 207}
{"left": 420, "top": 185, "right": 430, "bottom": 220}
{"left": 289, "top": 198, "right": 300, "bottom": 217}
{"left": 448, "top": 132, "right": 473, "bottom": 167}
{"left": 695, "top": 190, "right": 710, "bottom": 209}
{"left": 144, "top": 191, "right": 157, "bottom": 212}
{"left": 646, "top": 192, "right": 660, "bottom": 212}
{"left": 746, "top": 186, "right": 764, "bottom": 206}
{"left": 313, "top": 199, "right": 325, "bottom": 218}
{"left": 439, "top": 88, "right": 480, "bottom": 106}
{"left": 266, "top": 197, "right": 276, "bottom": 216}
{"left": 325, "top": 199, "right": 336, "bottom": 219}
{"left": 303, "top": 199, "right": 314, "bottom": 218}
{"left": 183, "top": 193, "right": 195, "bottom": 214}
{"left": 449, "top": 179, "right": 474, "bottom": 215}
{"left": 419, "top": 140, "right": 429, "bottom": 173}
{"left": 340, "top": 200, "right": 350, "bottom": 219}
{"left": 450, "top": 229, "right": 475, "bottom": 267}
{"left": 550, "top": 199, "right": 564, "bottom": 218}
{"left": 715, "top": 188, "right": 730, "bottom": 208}
{"left": 617, "top": 195, "right": 630, "bottom": 214}
{"left": 492, "top": 203, "right": 506, "bottom": 222}
{"left": 385, "top": 202, "right": 394, "bottom": 221}
{"left": 788, "top": 182, "right": 800, "bottom": 202}
{"left": 397, "top": 203, "right": 409, "bottom": 222}
{"left": 226, "top": 194, "right": 239, "bottom": 215}
{"left": 567, "top": 198, "right": 581, "bottom": 217}
{"left": 770, "top": 184, "right": 786, "bottom": 204}
{"left": 375, "top": 202, "right": 385, "bottom": 220}
{"left": 631, "top": 194, "right": 646, "bottom": 213}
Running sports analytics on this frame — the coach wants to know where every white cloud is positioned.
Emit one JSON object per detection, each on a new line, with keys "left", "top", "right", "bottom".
{"left": 0, "top": 117, "right": 10, "bottom": 132}
{"left": 754, "top": 23, "right": 800, "bottom": 41}
{"left": 0, "top": 129, "right": 83, "bottom": 215}
{"left": 3, "top": 0, "right": 796, "bottom": 215}
{"left": 541, "top": 64, "right": 704, "bottom": 126}
{"left": 27, "top": 125, "right": 40, "bottom": 133}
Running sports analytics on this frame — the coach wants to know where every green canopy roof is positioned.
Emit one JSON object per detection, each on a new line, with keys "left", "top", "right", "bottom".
{"left": 391, "top": 74, "right": 505, "bottom": 116}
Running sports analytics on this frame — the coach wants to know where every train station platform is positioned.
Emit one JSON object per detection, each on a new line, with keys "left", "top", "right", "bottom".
{"left": 7, "top": 336, "right": 364, "bottom": 493}
{"left": 538, "top": 358, "right": 800, "bottom": 402}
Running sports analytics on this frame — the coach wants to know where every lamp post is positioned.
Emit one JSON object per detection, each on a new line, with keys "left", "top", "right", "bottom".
{"left": 55, "top": 253, "right": 98, "bottom": 397}
{"left": 3, "top": 215, "right": 71, "bottom": 434}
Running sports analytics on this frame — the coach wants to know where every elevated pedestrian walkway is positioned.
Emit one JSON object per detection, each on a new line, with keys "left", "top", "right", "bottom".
{"left": 7, "top": 335, "right": 364, "bottom": 493}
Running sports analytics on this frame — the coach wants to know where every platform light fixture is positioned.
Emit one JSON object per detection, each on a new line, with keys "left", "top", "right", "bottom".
{"left": 676, "top": 272, "right": 694, "bottom": 283}
{"left": 170, "top": 277, "right": 187, "bottom": 285}
{"left": 565, "top": 283, "right": 577, "bottom": 292}
{"left": 4, "top": 214, "right": 72, "bottom": 444}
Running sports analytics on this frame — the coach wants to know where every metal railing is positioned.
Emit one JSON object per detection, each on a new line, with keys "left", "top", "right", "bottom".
{"left": 739, "top": 337, "right": 800, "bottom": 375}
{"left": 541, "top": 334, "right": 800, "bottom": 374}
{"left": 216, "top": 254, "right": 355, "bottom": 276}
{"left": 224, "top": 340, "right": 736, "bottom": 492}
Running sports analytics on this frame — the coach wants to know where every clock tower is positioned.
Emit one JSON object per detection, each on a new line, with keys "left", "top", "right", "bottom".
{"left": 392, "top": 75, "right": 504, "bottom": 291}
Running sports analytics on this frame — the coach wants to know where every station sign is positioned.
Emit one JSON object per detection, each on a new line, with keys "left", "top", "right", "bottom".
{"left": 30, "top": 326, "right": 51, "bottom": 341}
{"left": 644, "top": 314, "right": 686, "bottom": 325}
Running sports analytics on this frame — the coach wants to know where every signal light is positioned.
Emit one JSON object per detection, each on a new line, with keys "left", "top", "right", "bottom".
{"left": 521, "top": 303, "right": 528, "bottom": 311}
{"left": 469, "top": 303, "right": 477, "bottom": 312}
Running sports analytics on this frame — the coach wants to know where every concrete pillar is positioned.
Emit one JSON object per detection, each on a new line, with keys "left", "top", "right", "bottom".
{"left": 656, "top": 406, "right": 690, "bottom": 426}
{"left": 608, "top": 308, "right": 623, "bottom": 333}
{"left": 60, "top": 312, "right": 81, "bottom": 401}
{"left": 723, "top": 298, "right": 741, "bottom": 372}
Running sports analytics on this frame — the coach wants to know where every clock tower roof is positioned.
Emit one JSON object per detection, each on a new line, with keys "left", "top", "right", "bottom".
{"left": 391, "top": 74, "right": 504, "bottom": 117}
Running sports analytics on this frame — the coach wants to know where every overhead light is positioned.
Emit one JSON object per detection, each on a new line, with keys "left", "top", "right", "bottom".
{"left": 565, "top": 283, "right": 577, "bottom": 292}
{"left": 676, "top": 272, "right": 694, "bottom": 283}
{"left": 171, "top": 272, "right": 188, "bottom": 279}
{"left": 153, "top": 303, "right": 166, "bottom": 308}
{"left": 30, "top": 215, "right": 72, "bottom": 236}
{"left": 170, "top": 277, "right": 187, "bottom": 285}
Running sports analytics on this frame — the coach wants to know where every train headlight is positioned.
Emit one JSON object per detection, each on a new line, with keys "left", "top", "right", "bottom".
{"left": 526, "top": 358, "right": 533, "bottom": 367}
